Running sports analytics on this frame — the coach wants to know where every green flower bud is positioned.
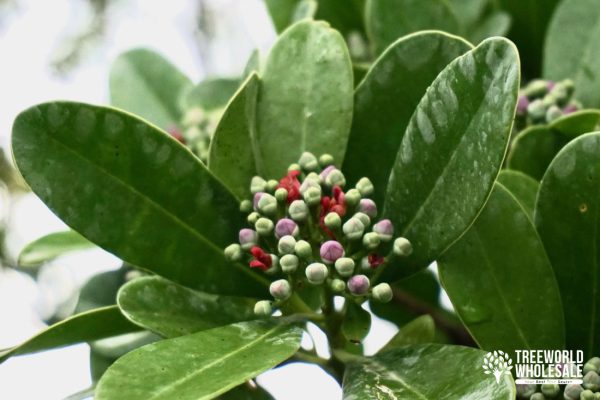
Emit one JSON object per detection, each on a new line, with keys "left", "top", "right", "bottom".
{"left": 550, "top": 83, "right": 569, "bottom": 105}
{"left": 516, "top": 384, "right": 536, "bottom": 399}
{"left": 254, "top": 300, "right": 272, "bottom": 316}
{"left": 303, "top": 186, "right": 322, "bottom": 206}
{"left": 586, "top": 357, "right": 600, "bottom": 372}
{"left": 363, "top": 232, "right": 381, "bottom": 250}
{"left": 270, "top": 279, "right": 292, "bottom": 300}
{"left": 255, "top": 217, "right": 274, "bottom": 236}
{"left": 343, "top": 218, "right": 365, "bottom": 240}
{"left": 266, "top": 179, "right": 279, "bottom": 192}
{"left": 527, "top": 99, "right": 546, "bottom": 121}
{"left": 334, "top": 257, "right": 355, "bottom": 277}
{"left": 247, "top": 211, "right": 260, "bottom": 224}
{"left": 541, "top": 383, "right": 559, "bottom": 397}
{"left": 324, "top": 212, "right": 342, "bottom": 230}
{"left": 250, "top": 176, "right": 266, "bottom": 194}
{"left": 265, "top": 255, "right": 279, "bottom": 275}
{"left": 583, "top": 371, "right": 600, "bottom": 391}
{"left": 305, "top": 172, "right": 322, "bottom": 184}
{"left": 275, "top": 188, "right": 288, "bottom": 203}
{"left": 325, "top": 169, "right": 346, "bottom": 187}
{"left": 278, "top": 235, "right": 297, "bottom": 254}
{"left": 345, "top": 188, "right": 361, "bottom": 207}
{"left": 183, "top": 107, "right": 204, "bottom": 126}
{"left": 563, "top": 384, "right": 583, "bottom": 400}
{"left": 545, "top": 105, "right": 562, "bottom": 123}
{"left": 224, "top": 243, "right": 243, "bottom": 262}
{"left": 329, "top": 278, "right": 345, "bottom": 293}
{"left": 289, "top": 200, "right": 309, "bottom": 221}
{"left": 354, "top": 212, "right": 371, "bottom": 228}
{"left": 393, "top": 237, "right": 413, "bottom": 256}
{"left": 356, "top": 177, "right": 374, "bottom": 196}
{"left": 299, "top": 152, "right": 319, "bottom": 171}
{"left": 319, "top": 153, "right": 334, "bottom": 167}
{"left": 280, "top": 254, "right": 299, "bottom": 273}
{"left": 523, "top": 79, "right": 549, "bottom": 98}
{"left": 240, "top": 199, "right": 252, "bottom": 213}
{"left": 306, "top": 262, "right": 329, "bottom": 284}
{"left": 581, "top": 390, "right": 595, "bottom": 400}
{"left": 295, "top": 240, "right": 312, "bottom": 259}
{"left": 371, "top": 283, "right": 393, "bottom": 303}
{"left": 529, "top": 393, "right": 545, "bottom": 400}
{"left": 258, "top": 193, "right": 278, "bottom": 216}
{"left": 360, "top": 256, "right": 371, "bottom": 271}
{"left": 541, "top": 93, "right": 556, "bottom": 108}
{"left": 288, "top": 163, "right": 301, "bottom": 172}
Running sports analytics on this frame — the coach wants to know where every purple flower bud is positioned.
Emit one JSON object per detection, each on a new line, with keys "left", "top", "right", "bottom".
{"left": 373, "top": 219, "right": 394, "bottom": 242}
{"left": 347, "top": 274, "right": 370, "bottom": 296}
{"left": 563, "top": 104, "right": 578, "bottom": 114}
{"left": 239, "top": 228, "right": 258, "bottom": 250}
{"left": 253, "top": 192, "right": 264, "bottom": 210}
{"left": 358, "top": 199, "right": 377, "bottom": 219}
{"left": 275, "top": 218, "right": 299, "bottom": 239}
{"left": 547, "top": 80, "right": 556, "bottom": 91}
{"left": 320, "top": 165, "right": 336, "bottom": 180}
{"left": 320, "top": 240, "right": 345, "bottom": 263}
{"left": 516, "top": 95, "right": 529, "bottom": 116}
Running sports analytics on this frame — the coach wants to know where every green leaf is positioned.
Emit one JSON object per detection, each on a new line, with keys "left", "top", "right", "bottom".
{"left": 292, "top": 0, "right": 317, "bottom": 23}
{"left": 543, "top": 0, "right": 600, "bottom": 107}
{"left": 11, "top": 101, "right": 268, "bottom": 296}
{"left": 117, "top": 276, "right": 256, "bottom": 338}
{"left": 379, "top": 315, "right": 435, "bottom": 353}
{"left": 208, "top": 74, "right": 260, "bottom": 200}
{"left": 75, "top": 268, "right": 128, "bottom": 312}
{"left": 366, "top": 0, "right": 460, "bottom": 54}
{"left": 535, "top": 131, "right": 600, "bottom": 356}
{"left": 110, "top": 48, "right": 192, "bottom": 129}
{"left": 343, "top": 31, "right": 472, "bottom": 205}
{"left": 343, "top": 344, "right": 515, "bottom": 399}
{"left": 242, "top": 50, "right": 261, "bottom": 81}
{"left": 470, "top": 11, "right": 511, "bottom": 44}
{"left": 182, "top": 78, "right": 241, "bottom": 112}
{"left": 341, "top": 301, "right": 371, "bottom": 342}
{"left": 496, "top": 170, "right": 539, "bottom": 218}
{"left": 17, "top": 230, "right": 95, "bottom": 267}
{"left": 314, "top": 0, "right": 367, "bottom": 38}
{"left": 439, "top": 184, "right": 565, "bottom": 358}
{"left": 218, "top": 383, "right": 274, "bottom": 400}
{"left": 382, "top": 38, "right": 520, "bottom": 276}
{"left": 0, "top": 306, "right": 139, "bottom": 363}
{"left": 264, "top": 0, "right": 302, "bottom": 33}
{"left": 507, "top": 111, "right": 600, "bottom": 180}
{"left": 96, "top": 320, "right": 302, "bottom": 400}
{"left": 256, "top": 20, "right": 353, "bottom": 178}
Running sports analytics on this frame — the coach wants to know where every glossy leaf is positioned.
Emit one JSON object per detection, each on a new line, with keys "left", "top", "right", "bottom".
{"left": 182, "top": 78, "right": 240, "bottom": 112}
{"left": 379, "top": 315, "right": 435, "bottom": 353}
{"left": 117, "top": 276, "right": 256, "bottom": 338}
{"left": 543, "top": 0, "right": 600, "bottom": 107}
{"left": 96, "top": 320, "right": 302, "bottom": 400}
{"left": 17, "top": 230, "right": 95, "bottom": 267}
{"left": 341, "top": 301, "right": 371, "bottom": 342}
{"left": 11, "top": 102, "right": 268, "bottom": 296}
{"left": 496, "top": 170, "right": 539, "bottom": 218}
{"left": 110, "top": 49, "right": 192, "bottom": 129}
{"left": 208, "top": 74, "right": 260, "bottom": 200}
{"left": 535, "top": 132, "right": 600, "bottom": 356}
{"left": 218, "top": 383, "right": 275, "bottom": 400}
{"left": 439, "top": 184, "right": 564, "bottom": 357}
{"left": 75, "top": 268, "right": 128, "bottom": 312}
{"left": 343, "top": 344, "right": 515, "bottom": 399}
{"left": 383, "top": 38, "right": 520, "bottom": 275}
{"left": 256, "top": 20, "right": 353, "bottom": 178}
{"left": 366, "top": 0, "right": 460, "bottom": 54}
{"left": 0, "top": 306, "right": 139, "bottom": 363}
{"left": 343, "top": 31, "right": 472, "bottom": 204}
{"left": 470, "top": 11, "right": 511, "bottom": 44}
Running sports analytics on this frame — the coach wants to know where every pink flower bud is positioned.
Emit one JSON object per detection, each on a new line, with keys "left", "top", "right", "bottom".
{"left": 275, "top": 218, "right": 299, "bottom": 239}
{"left": 516, "top": 95, "right": 529, "bottom": 116}
{"left": 358, "top": 198, "right": 377, "bottom": 219}
{"left": 320, "top": 165, "right": 335, "bottom": 180}
{"left": 253, "top": 192, "right": 264, "bottom": 210}
{"left": 239, "top": 228, "right": 258, "bottom": 250}
{"left": 373, "top": 219, "right": 394, "bottom": 241}
{"left": 320, "top": 240, "right": 345, "bottom": 263}
{"left": 347, "top": 274, "right": 370, "bottom": 296}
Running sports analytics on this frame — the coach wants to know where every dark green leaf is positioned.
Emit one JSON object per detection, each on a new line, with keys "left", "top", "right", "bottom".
{"left": 109, "top": 49, "right": 192, "bottom": 129}
{"left": 75, "top": 268, "right": 128, "bottom": 313}
{"left": 535, "top": 131, "right": 600, "bottom": 356}
{"left": 256, "top": 20, "right": 353, "bottom": 178}
{"left": 470, "top": 11, "right": 511, "bottom": 44}
{"left": 343, "top": 31, "right": 472, "bottom": 204}
{"left": 379, "top": 315, "right": 435, "bottom": 353}
{"left": 343, "top": 344, "right": 515, "bottom": 399}
{"left": 96, "top": 320, "right": 302, "bottom": 400}
{"left": 218, "top": 383, "right": 274, "bottom": 400}
{"left": 264, "top": 0, "right": 302, "bottom": 33}
{"left": 117, "top": 276, "right": 256, "bottom": 338}
{"left": 182, "top": 78, "right": 241, "bottom": 112}
{"left": 11, "top": 101, "right": 268, "bottom": 296}
{"left": 383, "top": 38, "right": 519, "bottom": 276}
{"left": 496, "top": 169, "right": 539, "bottom": 218}
{"left": 17, "top": 230, "right": 95, "bottom": 267}
{"left": 341, "top": 301, "right": 371, "bottom": 342}
{"left": 315, "top": 0, "right": 366, "bottom": 38}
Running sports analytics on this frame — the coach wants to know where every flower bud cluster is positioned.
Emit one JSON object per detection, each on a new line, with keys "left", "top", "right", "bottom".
{"left": 223, "top": 152, "right": 413, "bottom": 315}
{"left": 171, "top": 107, "right": 223, "bottom": 163}
{"left": 515, "top": 79, "right": 580, "bottom": 129}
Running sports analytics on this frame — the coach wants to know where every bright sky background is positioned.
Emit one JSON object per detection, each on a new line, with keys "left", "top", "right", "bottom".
{"left": 0, "top": 1, "right": 400, "bottom": 399}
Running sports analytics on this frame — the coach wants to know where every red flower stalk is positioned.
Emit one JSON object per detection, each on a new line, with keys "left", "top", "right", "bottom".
{"left": 249, "top": 246, "right": 272, "bottom": 271}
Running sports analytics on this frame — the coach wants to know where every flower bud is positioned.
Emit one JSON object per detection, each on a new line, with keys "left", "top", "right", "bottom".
{"left": 319, "top": 153, "right": 334, "bottom": 167}
{"left": 255, "top": 217, "right": 274, "bottom": 236}
{"left": 586, "top": 357, "right": 600, "bottom": 372}
{"left": 304, "top": 172, "right": 322, "bottom": 184}
{"left": 288, "top": 163, "right": 301, "bottom": 172}
{"left": 545, "top": 105, "right": 562, "bottom": 123}
{"left": 373, "top": 219, "right": 394, "bottom": 242}
{"left": 523, "top": 79, "right": 549, "bottom": 98}
{"left": 295, "top": 240, "right": 312, "bottom": 259}
{"left": 563, "top": 384, "right": 583, "bottom": 400}
{"left": 320, "top": 240, "right": 345, "bottom": 263}
{"left": 516, "top": 95, "right": 529, "bottom": 116}
{"left": 303, "top": 186, "right": 322, "bottom": 206}
{"left": 581, "top": 390, "right": 595, "bottom": 400}
{"left": 345, "top": 188, "right": 361, "bottom": 207}
{"left": 347, "top": 274, "right": 370, "bottom": 296}
{"left": 324, "top": 212, "right": 342, "bottom": 230}
{"left": 239, "top": 228, "right": 258, "bottom": 250}
{"left": 343, "top": 218, "right": 365, "bottom": 240}
{"left": 250, "top": 176, "right": 266, "bottom": 194}
{"left": 240, "top": 199, "right": 252, "bottom": 213}
{"left": 320, "top": 165, "right": 335, "bottom": 180}
{"left": 330, "top": 278, "right": 346, "bottom": 293}
{"left": 371, "top": 283, "right": 393, "bottom": 303}
{"left": 275, "top": 218, "right": 299, "bottom": 239}
{"left": 358, "top": 199, "right": 377, "bottom": 219}
{"left": 247, "top": 211, "right": 260, "bottom": 224}
{"left": 356, "top": 177, "right": 374, "bottom": 196}
{"left": 584, "top": 371, "right": 600, "bottom": 391}
{"left": 270, "top": 279, "right": 291, "bottom": 300}
{"left": 266, "top": 179, "right": 279, "bottom": 192}
{"left": 278, "top": 235, "right": 297, "bottom": 254}
{"left": 515, "top": 384, "right": 536, "bottom": 399}
{"left": 280, "top": 254, "right": 299, "bottom": 273}
{"left": 527, "top": 99, "right": 546, "bottom": 121}
{"left": 334, "top": 257, "right": 355, "bottom": 277}
{"left": 299, "top": 152, "right": 319, "bottom": 171}
{"left": 354, "top": 212, "right": 371, "bottom": 228}
{"left": 275, "top": 188, "right": 288, "bottom": 203}
{"left": 360, "top": 256, "right": 371, "bottom": 271}
{"left": 541, "top": 383, "right": 559, "bottom": 397}
{"left": 325, "top": 169, "right": 346, "bottom": 187}
{"left": 254, "top": 300, "right": 272, "bottom": 316}
{"left": 306, "top": 262, "right": 329, "bottom": 284}
{"left": 258, "top": 193, "right": 277, "bottom": 216}
{"left": 529, "top": 394, "right": 544, "bottom": 400}
{"left": 393, "top": 237, "right": 413, "bottom": 256}
{"left": 362, "top": 232, "right": 381, "bottom": 250}
{"left": 253, "top": 192, "right": 264, "bottom": 210}
{"left": 289, "top": 200, "right": 309, "bottom": 221}
{"left": 224, "top": 243, "right": 243, "bottom": 262}
{"left": 265, "top": 254, "right": 279, "bottom": 275}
